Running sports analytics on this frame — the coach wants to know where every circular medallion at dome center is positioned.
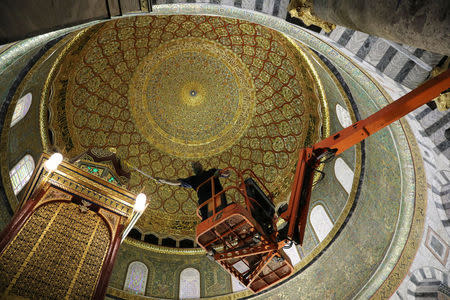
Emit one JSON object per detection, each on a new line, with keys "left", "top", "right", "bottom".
{"left": 129, "top": 38, "right": 256, "bottom": 158}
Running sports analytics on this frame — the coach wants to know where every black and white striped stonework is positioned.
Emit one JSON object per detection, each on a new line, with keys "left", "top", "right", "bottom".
{"left": 413, "top": 105, "right": 450, "bottom": 159}
{"left": 407, "top": 267, "right": 450, "bottom": 299}
{"left": 433, "top": 170, "right": 450, "bottom": 234}
{"left": 321, "top": 26, "right": 444, "bottom": 89}
{"left": 153, "top": 0, "right": 289, "bottom": 18}
{"left": 405, "top": 106, "right": 450, "bottom": 231}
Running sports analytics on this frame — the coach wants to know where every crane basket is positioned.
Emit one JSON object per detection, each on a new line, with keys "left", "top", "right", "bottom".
{"left": 195, "top": 167, "right": 293, "bottom": 293}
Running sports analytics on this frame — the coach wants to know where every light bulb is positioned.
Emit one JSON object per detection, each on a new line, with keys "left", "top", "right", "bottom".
{"left": 134, "top": 193, "right": 147, "bottom": 212}
{"left": 44, "top": 153, "right": 63, "bottom": 172}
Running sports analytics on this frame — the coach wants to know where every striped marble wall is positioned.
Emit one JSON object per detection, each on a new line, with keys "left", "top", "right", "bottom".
{"left": 391, "top": 81, "right": 450, "bottom": 300}
{"left": 152, "top": 0, "right": 289, "bottom": 18}
{"left": 321, "top": 26, "right": 445, "bottom": 89}
{"left": 402, "top": 267, "right": 450, "bottom": 299}
{"left": 311, "top": 28, "right": 450, "bottom": 299}
{"left": 414, "top": 106, "right": 450, "bottom": 159}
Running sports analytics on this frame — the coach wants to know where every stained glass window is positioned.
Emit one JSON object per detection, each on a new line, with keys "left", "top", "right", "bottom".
{"left": 9, "top": 154, "right": 35, "bottom": 195}
{"left": 124, "top": 261, "right": 148, "bottom": 295}
{"left": 10, "top": 93, "right": 32, "bottom": 127}
{"left": 310, "top": 204, "right": 333, "bottom": 242}
{"left": 179, "top": 268, "right": 200, "bottom": 299}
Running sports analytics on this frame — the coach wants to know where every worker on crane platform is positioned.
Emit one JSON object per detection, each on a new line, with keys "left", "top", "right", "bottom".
{"left": 156, "top": 161, "right": 230, "bottom": 220}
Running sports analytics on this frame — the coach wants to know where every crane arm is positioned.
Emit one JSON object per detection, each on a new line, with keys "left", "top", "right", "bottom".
{"left": 281, "top": 69, "right": 450, "bottom": 245}
{"left": 314, "top": 69, "right": 450, "bottom": 156}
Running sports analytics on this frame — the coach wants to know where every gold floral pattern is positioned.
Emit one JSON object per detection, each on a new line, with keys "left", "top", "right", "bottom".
{"left": 47, "top": 15, "right": 323, "bottom": 238}
{"left": 129, "top": 37, "right": 256, "bottom": 158}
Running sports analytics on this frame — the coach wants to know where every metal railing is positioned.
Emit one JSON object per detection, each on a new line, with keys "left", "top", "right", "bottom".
{"left": 195, "top": 167, "right": 274, "bottom": 221}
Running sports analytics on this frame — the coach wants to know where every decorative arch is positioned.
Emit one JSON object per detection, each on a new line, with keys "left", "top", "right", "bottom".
{"left": 310, "top": 203, "right": 334, "bottom": 242}
{"left": 407, "top": 267, "right": 449, "bottom": 298}
{"left": 10, "top": 92, "right": 32, "bottom": 127}
{"left": 179, "top": 267, "right": 200, "bottom": 299}
{"left": 9, "top": 154, "right": 35, "bottom": 195}
{"left": 124, "top": 261, "right": 149, "bottom": 295}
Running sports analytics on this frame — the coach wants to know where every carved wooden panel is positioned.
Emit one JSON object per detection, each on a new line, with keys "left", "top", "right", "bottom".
{"left": 0, "top": 201, "right": 110, "bottom": 298}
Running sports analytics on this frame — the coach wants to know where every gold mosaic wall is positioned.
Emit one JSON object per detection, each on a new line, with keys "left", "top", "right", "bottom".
{"left": 0, "top": 201, "right": 110, "bottom": 298}
{"left": 44, "top": 15, "right": 324, "bottom": 239}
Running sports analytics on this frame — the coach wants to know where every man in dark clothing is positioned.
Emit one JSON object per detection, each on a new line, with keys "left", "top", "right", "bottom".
{"left": 156, "top": 162, "right": 229, "bottom": 220}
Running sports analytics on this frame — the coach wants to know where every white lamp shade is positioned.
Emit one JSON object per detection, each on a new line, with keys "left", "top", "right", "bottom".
{"left": 134, "top": 193, "right": 147, "bottom": 212}
{"left": 44, "top": 153, "right": 63, "bottom": 172}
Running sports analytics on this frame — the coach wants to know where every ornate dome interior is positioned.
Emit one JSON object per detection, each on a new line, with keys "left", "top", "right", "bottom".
{"left": 44, "top": 15, "right": 325, "bottom": 242}
{"left": 1, "top": 3, "right": 447, "bottom": 299}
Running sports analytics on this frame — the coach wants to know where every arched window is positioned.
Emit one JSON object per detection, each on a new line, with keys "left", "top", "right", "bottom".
{"left": 144, "top": 233, "right": 159, "bottom": 244}
{"left": 283, "top": 244, "right": 301, "bottom": 266}
{"left": 231, "top": 275, "right": 247, "bottom": 292}
{"left": 179, "top": 268, "right": 200, "bottom": 299}
{"left": 162, "top": 237, "right": 176, "bottom": 247}
{"left": 9, "top": 154, "right": 35, "bottom": 195}
{"left": 180, "top": 239, "right": 195, "bottom": 248}
{"left": 128, "top": 228, "right": 142, "bottom": 240}
{"left": 334, "top": 158, "right": 354, "bottom": 194}
{"left": 123, "top": 261, "right": 148, "bottom": 295}
{"left": 310, "top": 204, "right": 334, "bottom": 242}
{"left": 10, "top": 93, "right": 32, "bottom": 127}
{"left": 335, "top": 103, "right": 352, "bottom": 128}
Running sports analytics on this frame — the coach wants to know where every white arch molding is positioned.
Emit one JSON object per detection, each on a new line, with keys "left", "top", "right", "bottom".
{"left": 123, "top": 261, "right": 148, "bottom": 295}
{"left": 10, "top": 92, "right": 32, "bottom": 127}
{"left": 9, "top": 154, "right": 35, "bottom": 195}
{"left": 179, "top": 267, "right": 201, "bottom": 299}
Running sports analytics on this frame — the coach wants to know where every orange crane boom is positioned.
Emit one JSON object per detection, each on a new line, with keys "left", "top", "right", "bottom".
{"left": 195, "top": 69, "right": 449, "bottom": 293}
{"left": 280, "top": 69, "right": 450, "bottom": 245}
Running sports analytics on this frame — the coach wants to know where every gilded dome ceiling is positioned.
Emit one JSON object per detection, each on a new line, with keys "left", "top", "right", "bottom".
{"left": 0, "top": 5, "right": 430, "bottom": 299}
{"left": 129, "top": 37, "right": 256, "bottom": 158}
{"left": 44, "top": 15, "right": 325, "bottom": 240}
